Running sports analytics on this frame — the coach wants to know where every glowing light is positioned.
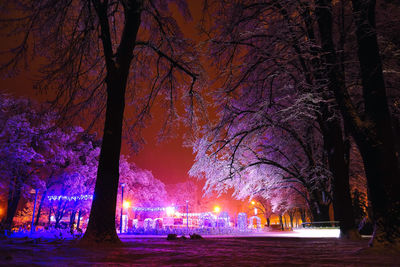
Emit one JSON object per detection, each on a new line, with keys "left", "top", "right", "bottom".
{"left": 251, "top": 201, "right": 255, "bottom": 205}
{"left": 123, "top": 201, "right": 131, "bottom": 209}
{"left": 47, "top": 195, "right": 93, "bottom": 201}
{"left": 166, "top": 206, "right": 175, "bottom": 216}
{"left": 294, "top": 228, "right": 340, "bottom": 238}
{"left": 213, "top": 206, "right": 221, "bottom": 213}
{"left": 132, "top": 206, "right": 172, "bottom": 212}
{"left": 175, "top": 212, "right": 214, "bottom": 217}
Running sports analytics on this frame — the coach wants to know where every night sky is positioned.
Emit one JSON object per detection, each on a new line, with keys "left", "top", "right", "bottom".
{"left": 0, "top": 1, "right": 245, "bottom": 213}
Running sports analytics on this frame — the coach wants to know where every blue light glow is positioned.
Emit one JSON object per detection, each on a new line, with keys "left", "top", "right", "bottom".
{"left": 47, "top": 195, "right": 93, "bottom": 201}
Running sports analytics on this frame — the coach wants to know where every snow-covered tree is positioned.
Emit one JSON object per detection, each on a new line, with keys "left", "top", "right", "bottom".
{"left": 0, "top": 95, "right": 46, "bottom": 230}
{"left": 119, "top": 155, "right": 167, "bottom": 210}
{"left": 190, "top": 93, "right": 332, "bottom": 223}
{"left": 192, "top": 0, "right": 400, "bottom": 241}
{"left": 0, "top": 94, "right": 101, "bottom": 231}
{"left": 1, "top": 0, "right": 204, "bottom": 244}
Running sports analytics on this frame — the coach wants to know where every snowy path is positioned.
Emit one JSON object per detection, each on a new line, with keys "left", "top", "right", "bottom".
{"left": 0, "top": 235, "right": 398, "bottom": 266}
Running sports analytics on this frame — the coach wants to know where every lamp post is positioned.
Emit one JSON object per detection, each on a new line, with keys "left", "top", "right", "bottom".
{"left": 119, "top": 183, "right": 126, "bottom": 234}
{"left": 30, "top": 188, "right": 38, "bottom": 234}
{"left": 186, "top": 200, "right": 189, "bottom": 232}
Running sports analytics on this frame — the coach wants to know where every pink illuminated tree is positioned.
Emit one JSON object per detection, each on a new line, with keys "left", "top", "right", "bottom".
{"left": 119, "top": 155, "right": 167, "bottom": 208}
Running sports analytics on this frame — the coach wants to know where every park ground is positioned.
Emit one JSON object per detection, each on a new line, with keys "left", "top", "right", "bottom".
{"left": 1, "top": 233, "right": 400, "bottom": 266}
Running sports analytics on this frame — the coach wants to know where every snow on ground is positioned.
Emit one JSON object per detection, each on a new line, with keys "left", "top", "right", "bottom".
{"left": 0, "top": 233, "right": 399, "bottom": 266}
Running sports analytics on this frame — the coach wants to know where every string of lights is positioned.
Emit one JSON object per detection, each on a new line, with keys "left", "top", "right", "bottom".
{"left": 175, "top": 212, "right": 216, "bottom": 218}
{"left": 47, "top": 195, "right": 93, "bottom": 201}
{"left": 132, "top": 207, "right": 171, "bottom": 212}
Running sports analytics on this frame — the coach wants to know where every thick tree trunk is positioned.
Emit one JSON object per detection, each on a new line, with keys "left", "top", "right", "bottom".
{"left": 76, "top": 210, "right": 82, "bottom": 230}
{"left": 80, "top": 1, "right": 142, "bottom": 244}
{"left": 315, "top": 0, "right": 361, "bottom": 240}
{"left": 357, "top": 143, "right": 400, "bottom": 246}
{"left": 288, "top": 213, "right": 294, "bottom": 229}
{"left": 81, "top": 80, "right": 126, "bottom": 243}
{"left": 279, "top": 215, "right": 284, "bottom": 231}
{"left": 351, "top": 0, "right": 400, "bottom": 247}
{"left": 313, "top": 203, "right": 330, "bottom": 222}
{"left": 55, "top": 201, "right": 67, "bottom": 229}
{"left": 69, "top": 210, "right": 76, "bottom": 232}
{"left": 48, "top": 207, "right": 52, "bottom": 227}
{"left": 309, "top": 191, "right": 331, "bottom": 222}
{"left": 392, "top": 118, "right": 400, "bottom": 168}
{"left": 35, "top": 189, "right": 47, "bottom": 226}
{"left": 320, "top": 117, "right": 360, "bottom": 239}
{"left": 316, "top": 0, "right": 400, "bottom": 247}
{"left": 1, "top": 177, "right": 22, "bottom": 231}
{"left": 299, "top": 208, "right": 307, "bottom": 224}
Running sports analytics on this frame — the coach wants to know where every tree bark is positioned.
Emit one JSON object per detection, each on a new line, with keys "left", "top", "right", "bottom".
{"left": 309, "top": 191, "right": 330, "bottom": 222}
{"left": 76, "top": 210, "right": 82, "bottom": 230}
{"left": 316, "top": 0, "right": 400, "bottom": 247}
{"left": 351, "top": 0, "right": 400, "bottom": 247}
{"left": 55, "top": 201, "right": 67, "bottom": 229}
{"left": 48, "top": 207, "right": 52, "bottom": 227}
{"left": 80, "top": 0, "right": 142, "bottom": 244}
{"left": 69, "top": 210, "right": 76, "bottom": 232}
{"left": 35, "top": 189, "right": 47, "bottom": 226}
{"left": 299, "top": 208, "right": 307, "bottom": 224}
{"left": 314, "top": 0, "right": 361, "bottom": 240}
{"left": 279, "top": 215, "right": 284, "bottom": 231}
{"left": 1, "top": 177, "right": 23, "bottom": 231}
{"left": 320, "top": 117, "right": 360, "bottom": 239}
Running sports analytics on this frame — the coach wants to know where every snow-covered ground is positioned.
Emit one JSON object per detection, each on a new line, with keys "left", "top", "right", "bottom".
{"left": 0, "top": 232, "right": 399, "bottom": 266}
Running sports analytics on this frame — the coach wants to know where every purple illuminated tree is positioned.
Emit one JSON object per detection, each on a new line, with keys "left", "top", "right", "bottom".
{"left": 193, "top": 0, "right": 399, "bottom": 245}
{"left": 0, "top": 95, "right": 101, "bottom": 231}
{"left": 0, "top": 95, "right": 46, "bottom": 231}
{"left": 119, "top": 155, "right": 167, "bottom": 208}
{"left": 190, "top": 91, "right": 333, "bottom": 222}
{"left": 1, "top": 0, "right": 202, "bottom": 243}
{"left": 34, "top": 129, "right": 100, "bottom": 227}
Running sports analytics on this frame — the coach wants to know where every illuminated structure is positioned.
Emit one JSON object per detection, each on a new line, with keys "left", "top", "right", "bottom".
{"left": 237, "top": 213, "right": 247, "bottom": 230}
{"left": 120, "top": 183, "right": 126, "bottom": 234}
{"left": 47, "top": 194, "right": 93, "bottom": 201}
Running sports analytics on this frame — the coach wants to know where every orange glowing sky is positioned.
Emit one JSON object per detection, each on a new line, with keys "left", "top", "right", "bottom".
{"left": 0, "top": 1, "right": 246, "bottom": 213}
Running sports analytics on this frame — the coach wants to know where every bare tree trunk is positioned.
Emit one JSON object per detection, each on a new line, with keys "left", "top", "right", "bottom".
{"left": 35, "top": 189, "right": 47, "bottom": 226}
{"left": 69, "top": 210, "right": 76, "bottom": 232}
{"left": 76, "top": 210, "right": 82, "bottom": 230}
{"left": 316, "top": 0, "right": 400, "bottom": 246}
{"left": 309, "top": 191, "right": 330, "bottom": 222}
{"left": 55, "top": 201, "right": 67, "bottom": 229}
{"left": 81, "top": 0, "right": 142, "bottom": 244}
{"left": 320, "top": 117, "right": 360, "bottom": 239}
{"left": 288, "top": 211, "right": 294, "bottom": 229}
{"left": 349, "top": 0, "right": 400, "bottom": 247}
{"left": 279, "top": 215, "right": 284, "bottom": 231}
{"left": 299, "top": 208, "right": 307, "bottom": 224}
{"left": 1, "top": 177, "right": 23, "bottom": 231}
{"left": 48, "top": 207, "right": 52, "bottom": 227}
{"left": 315, "top": 0, "right": 360, "bottom": 240}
